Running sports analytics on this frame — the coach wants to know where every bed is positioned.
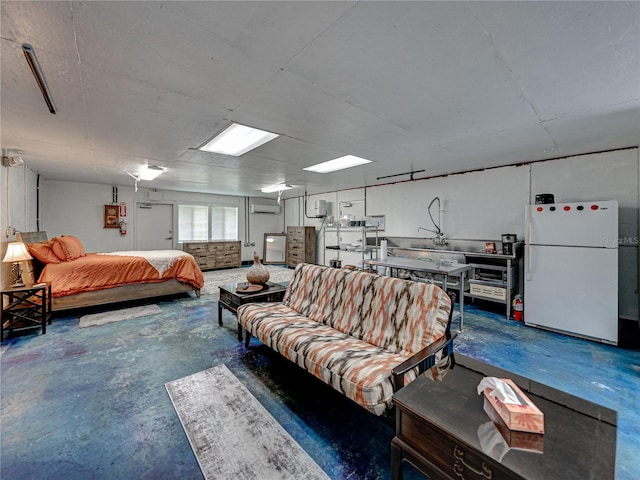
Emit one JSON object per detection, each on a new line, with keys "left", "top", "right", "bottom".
{"left": 18, "top": 231, "right": 204, "bottom": 311}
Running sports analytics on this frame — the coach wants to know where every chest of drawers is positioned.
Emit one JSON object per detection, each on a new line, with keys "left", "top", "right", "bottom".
{"left": 286, "top": 226, "right": 316, "bottom": 268}
{"left": 183, "top": 241, "right": 242, "bottom": 270}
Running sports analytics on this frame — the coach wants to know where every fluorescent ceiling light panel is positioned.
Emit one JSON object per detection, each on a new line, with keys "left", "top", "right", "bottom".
{"left": 199, "top": 123, "right": 279, "bottom": 156}
{"left": 139, "top": 165, "right": 164, "bottom": 180}
{"left": 261, "top": 183, "right": 293, "bottom": 193}
{"left": 303, "top": 155, "right": 372, "bottom": 174}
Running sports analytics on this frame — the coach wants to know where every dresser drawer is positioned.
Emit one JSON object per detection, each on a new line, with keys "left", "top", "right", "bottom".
{"left": 287, "top": 251, "right": 304, "bottom": 261}
{"left": 397, "top": 409, "right": 516, "bottom": 480}
{"left": 183, "top": 243, "right": 208, "bottom": 255}
{"left": 287, "top": 244, "right": 304, "bottom": 253}
{"left": 195, "top": 256, "right": 216, "bottom": 268}
{"left": 286, "top": 236, "right": 304, "bottom": 247}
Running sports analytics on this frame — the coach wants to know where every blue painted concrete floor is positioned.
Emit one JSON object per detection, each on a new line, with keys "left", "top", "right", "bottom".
{"left": 1, "top": 295, "right": 639, "bottom": 479}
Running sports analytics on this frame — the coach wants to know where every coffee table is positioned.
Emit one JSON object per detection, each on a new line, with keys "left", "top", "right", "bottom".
{"left": 391, "top": 354, "right": 617, "bottom": 480}
{"left": 218, "top": 282, "right": 288, "bottom": 341}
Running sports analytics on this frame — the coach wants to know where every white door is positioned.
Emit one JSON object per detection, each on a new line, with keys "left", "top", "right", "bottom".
{"left": 136, "top": 203, "right": 174, "bottom": 250}
{"left": 526, "top": 200, "right": 618, "bottom": 247}
{"left": 524, "top": 245, "right": 618, "bottom": 344}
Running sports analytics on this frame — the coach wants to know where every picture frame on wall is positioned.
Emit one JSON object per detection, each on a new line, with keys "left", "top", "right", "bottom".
{"left": 104, "top": 205, "right": 119, "bottom": 228}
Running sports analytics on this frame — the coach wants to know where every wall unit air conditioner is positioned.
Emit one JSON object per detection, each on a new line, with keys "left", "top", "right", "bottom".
{"left": 250, "top": 203, "right": 280, "bottom": 214}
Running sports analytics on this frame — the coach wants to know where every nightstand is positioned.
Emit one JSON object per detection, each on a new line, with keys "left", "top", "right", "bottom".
{"left": 1, "top": 283, "right": 52, "bottom": 341}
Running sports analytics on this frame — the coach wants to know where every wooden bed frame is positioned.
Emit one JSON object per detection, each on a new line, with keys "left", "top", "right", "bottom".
{"left": 17, "top": 231, "right": 200, "bottom": 311}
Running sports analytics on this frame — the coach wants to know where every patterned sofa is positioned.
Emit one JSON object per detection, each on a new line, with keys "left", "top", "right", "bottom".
{"left": 237, "top": 263, "right": 456, "bottom": 416}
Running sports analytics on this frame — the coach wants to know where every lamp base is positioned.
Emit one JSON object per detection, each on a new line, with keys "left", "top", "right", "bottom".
{"left": 10, "top": 262, "right": 25, "bottom": 288}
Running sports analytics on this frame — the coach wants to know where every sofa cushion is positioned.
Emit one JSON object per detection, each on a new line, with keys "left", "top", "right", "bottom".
{"left": 239, "top": 302, "right": 415, "bottom": 415}
{"left": 361, "top": 274, "right": 451, "bottom": 355}
{"left": 283, "top": 263, "right": 451, "bottom": 354}
{"left": 283, "top": 264, "right": 369, "bottom": 327}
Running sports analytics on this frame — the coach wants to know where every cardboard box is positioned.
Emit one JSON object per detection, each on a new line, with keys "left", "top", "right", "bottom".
{"left": 482, "top": 378, "right": 544, "bottom": 434}
{"left": 483, "top": 397, "right": 544, "bottom": 453}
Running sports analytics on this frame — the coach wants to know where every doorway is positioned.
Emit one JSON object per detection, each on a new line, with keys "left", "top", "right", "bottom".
{"left": 135, "top": 203, "right": 174, "bottom": 250}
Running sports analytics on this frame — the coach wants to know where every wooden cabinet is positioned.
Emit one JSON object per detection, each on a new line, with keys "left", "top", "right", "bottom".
{"left": 391, "top": 355, "right": 617, "bottom": 480}
{"left": 183, "top": 241, "right": 242, "bottom": 271}
{"left": 286, "top": 226, "right": 316, "bottom": 268}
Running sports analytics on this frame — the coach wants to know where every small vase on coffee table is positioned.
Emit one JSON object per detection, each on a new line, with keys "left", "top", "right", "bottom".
{"left": 246, "top": 251, "right": 270, "bottom": 284}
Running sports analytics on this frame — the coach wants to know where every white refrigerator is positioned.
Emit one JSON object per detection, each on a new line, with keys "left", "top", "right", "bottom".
{"left": 524, "top": 200, "right": 618, "bottom": 345}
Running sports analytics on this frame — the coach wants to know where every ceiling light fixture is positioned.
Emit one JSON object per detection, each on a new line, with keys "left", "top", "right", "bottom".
{"left": 22, "top": 44, "right": 56, "bottom": 114}
{"left": 198, "top": 122, "right": 280, "bottom": 156}
{"left": 303, "top": 155, "right": 372, "bottom": 174}
{"left": 139, "top": 165, "right": 165, "bottom": 181}
{"left": 126, "top": 165, "right": 165, "bottom": 192}
{"left": 261, "top": 183, "right": 293, "bottom": 193}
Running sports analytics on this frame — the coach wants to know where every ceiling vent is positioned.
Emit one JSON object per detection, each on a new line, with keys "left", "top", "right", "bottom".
{"left": 250, "top": 203, "right": 280, "bottom": 214}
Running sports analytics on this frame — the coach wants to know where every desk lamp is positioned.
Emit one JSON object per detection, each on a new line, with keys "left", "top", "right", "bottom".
{"left": 2, "top": 242, "right": 33, "bottom": 287}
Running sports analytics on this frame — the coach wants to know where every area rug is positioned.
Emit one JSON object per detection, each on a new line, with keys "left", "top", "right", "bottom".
{"left": 200, "top": 265, "right": 294, "bottom": 298}
{"left": 79, "top": 304, "right": 162, "bottom": 328}
{"left": 165, "top": 364, "right": 330, "bottom": 480}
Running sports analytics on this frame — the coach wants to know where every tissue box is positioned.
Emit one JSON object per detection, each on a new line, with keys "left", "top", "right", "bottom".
{"left": 482, "top": 378, "right": 544, "bottom": 434}
{"left": 483, "top": 397, "right": 544, "bottom": 453}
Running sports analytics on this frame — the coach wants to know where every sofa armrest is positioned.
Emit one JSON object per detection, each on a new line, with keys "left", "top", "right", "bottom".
{"left": 391, "top": 330, "right": 457, "bottom": 391}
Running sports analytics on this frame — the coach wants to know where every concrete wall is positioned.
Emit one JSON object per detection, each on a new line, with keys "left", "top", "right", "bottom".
{"left": 4, "top": 147, "right": 638, "bottom": 320}
{"left": 23, "top": 180, "right": 284, "bottom": 264}
{"left": 1, "top": 163, "right": 38, "bottom": 289}
{"left": 288, "top": 148, "right": 639, "bottom": 321}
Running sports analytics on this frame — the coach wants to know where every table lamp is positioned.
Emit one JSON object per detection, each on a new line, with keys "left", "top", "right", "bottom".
{"left": 2, "top": 242, "right": 33, "bottom": 287}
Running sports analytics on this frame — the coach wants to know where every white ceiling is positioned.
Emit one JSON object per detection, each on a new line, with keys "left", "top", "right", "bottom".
{"left": 2, "top": 1, "right": 639, "bottom": 199}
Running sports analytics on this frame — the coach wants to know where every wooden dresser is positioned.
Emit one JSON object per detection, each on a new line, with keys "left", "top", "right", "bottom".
{"left": 183, "top": 241, "right": 242, "bottom": 271}
{"left": 286, "top": 226, "right": 316, "bottom": 268}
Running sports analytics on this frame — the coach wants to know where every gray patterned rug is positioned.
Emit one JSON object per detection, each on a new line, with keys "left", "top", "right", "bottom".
{"left": 165, "top": 364, "right": 330, "bottom": 480}
{"left": 201, "top": 265, "right": 294, "bottom": 298}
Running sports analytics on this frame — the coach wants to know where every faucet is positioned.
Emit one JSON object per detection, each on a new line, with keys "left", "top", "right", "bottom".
{"left": 432, "top": 234, "right": 447, "bottom": 246}
{"left": 418, "top": 227, "right": 447, "bottom": 246}
{"left": 418, "top": 196, "right": 446, "bottom": 245}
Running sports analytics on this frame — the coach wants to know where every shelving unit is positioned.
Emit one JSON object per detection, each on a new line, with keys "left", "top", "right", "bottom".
{"left": 324, "top": 225, "right": 379, "bottom": 269}
{"left": 464, "top": 245, "right": 521, "bottom": 318}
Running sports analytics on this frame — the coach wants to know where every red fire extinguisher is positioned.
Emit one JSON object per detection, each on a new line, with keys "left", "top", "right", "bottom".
{"left": 119, "top": 220, "right": 127, "bottom": 236}
{"left": 512, "top": 294, "right": 524, "bottom": 321}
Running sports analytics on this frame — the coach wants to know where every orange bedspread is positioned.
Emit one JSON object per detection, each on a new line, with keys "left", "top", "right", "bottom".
{"left": 37, "top": 252, "right": 205, "bottom": 298}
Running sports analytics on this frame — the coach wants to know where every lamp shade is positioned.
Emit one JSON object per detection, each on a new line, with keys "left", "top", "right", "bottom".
{"left": 2, "top": 242, "right": 33, "bottom": 263}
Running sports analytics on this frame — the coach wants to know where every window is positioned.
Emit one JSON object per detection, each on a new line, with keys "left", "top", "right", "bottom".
{"left": 178, "top": 204, "right": 238, "bottom": 242}
{"left": 178, "top": 205, "right": 209, "bottom": 242}
{"left": 212, "top": 206, "right": 238, "bottom": 241}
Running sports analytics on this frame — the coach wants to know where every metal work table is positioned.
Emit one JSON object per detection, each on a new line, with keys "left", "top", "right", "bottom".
{"left": 364, "top": 257, "right": 470, "bottom": 331}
